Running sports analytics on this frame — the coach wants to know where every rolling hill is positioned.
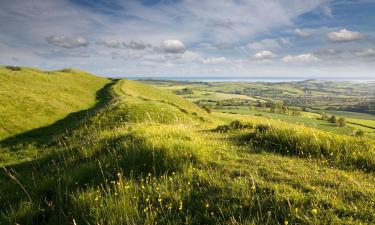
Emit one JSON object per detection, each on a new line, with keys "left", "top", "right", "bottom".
{"left": 0, "top": 66, "right": 110, "bottom": 140}
{"left": 0, "top": 68, "right": 374, "bottom": 225}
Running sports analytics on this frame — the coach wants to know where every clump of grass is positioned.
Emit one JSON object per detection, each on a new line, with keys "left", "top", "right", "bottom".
{"left": 244, "top": 124, "right": 375, "bottom": 171}
{"left": 213, "top": 120, "right": 253, "bottom": 132}
{"left": 5, "top": 65, "right": 22, "bottom": 71}
{"left": 255, "top": 124, "right": 271, "bottom": 133}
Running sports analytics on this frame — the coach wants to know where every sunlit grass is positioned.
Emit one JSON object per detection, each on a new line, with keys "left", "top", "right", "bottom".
{"left": 0, "top": 77, "right": 374, "bottom": 224}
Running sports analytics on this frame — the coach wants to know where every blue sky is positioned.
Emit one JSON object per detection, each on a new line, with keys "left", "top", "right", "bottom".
{"left": 0, "top": 0, "right": 374, "bottom": 77}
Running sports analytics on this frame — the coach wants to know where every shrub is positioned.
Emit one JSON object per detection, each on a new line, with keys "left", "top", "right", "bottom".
{"left": 6, "top": 66, "right": 21, "bottom": 71}
{"left": 353, "top": 129, "right": 365, "bottom": 137}
{"left": 336, "top": 117, "right": 346, "bottom": 127}
{"left": 213, "top": 120, "right": 253, "bottom": 132}
{"left": 230, "top": 120, "right": 253, "bottom": 129}
{"left": 328, "top": 115, "right": 337, "bottom": 124}
{"left": 174, "top": 88, "right": 194, "bottom": 95}
{"left": 255, "top": 124, "right": 271, "bottom": 133}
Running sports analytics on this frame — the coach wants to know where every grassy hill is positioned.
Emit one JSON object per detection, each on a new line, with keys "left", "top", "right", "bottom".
{"left": 0, "top": 66, "right": 110, "bottom": 140}
{"left": 0, "top": 72, "right": 374, "bottom": 224}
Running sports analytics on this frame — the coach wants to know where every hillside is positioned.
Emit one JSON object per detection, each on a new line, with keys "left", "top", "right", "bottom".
{"left": 0, "top": 66, "right": 110, "bottom": 140}
{"left": 0, "top": 74, "right": 374, "bottom": 225}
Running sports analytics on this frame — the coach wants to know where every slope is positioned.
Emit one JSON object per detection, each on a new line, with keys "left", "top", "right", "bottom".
{"left": 0, "top": 66, "right": 110, "bottom": 140}
{"left": 0, "top": 76, "right": 374, "bottom": 225}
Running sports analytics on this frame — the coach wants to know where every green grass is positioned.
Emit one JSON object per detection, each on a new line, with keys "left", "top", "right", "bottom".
{"left": 0, "top": 66, "right": 110, "bottom": 140}
{"left": 0, "top": 74, "right": 374, "bottom": 224}
{"left": 215, "top": 107, "right": 355, "bottom": 135}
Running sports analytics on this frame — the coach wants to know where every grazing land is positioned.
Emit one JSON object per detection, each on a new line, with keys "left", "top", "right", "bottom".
{"left": 146, "top": 79, "right": 375, "bottom": 137}
{"left": 0, "top": 67, "right": 374, "bottom": 225}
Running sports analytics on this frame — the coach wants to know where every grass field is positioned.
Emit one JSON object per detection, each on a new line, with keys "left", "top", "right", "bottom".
{"left": 0, "top": 66, "right": 110, "bottom": 140}
{"left": 147, "top": 80, "right": 375, "bottom": 137}
{"left": 0, "top": 70, "right": 374, "bottom": 224}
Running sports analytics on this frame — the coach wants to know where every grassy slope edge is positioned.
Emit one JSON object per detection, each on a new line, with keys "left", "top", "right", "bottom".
{"left": 0, "top": 66, "right": 110, "bottom": 140}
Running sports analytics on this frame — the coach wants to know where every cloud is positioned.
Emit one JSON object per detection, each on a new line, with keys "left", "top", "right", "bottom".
{"left": 355, "top": 48, "right": 375, "bottom": 58}
{"left": 247, "top": 38, "right": 288, "bottom": 50}
{"left": 253, "top": 51, "right": 276, "bottom": 60}
{"left": 2, "top": 0, "right": 375, "bottom": 77}
{"left": 282, "top": 53, "right": 319, "bottom": 63}
{"left": 327, "top": 29, "right": 366, "bottom": 42}
{"left": 295, "top": 28, "right": 312, "bottom": 38}
{"left": 46, "top": 35, "right": 89, "bottom": 48}
{"left": 201, "top": 57, "right": 228, "bottom": 64}
{"left": 96, "top": 39, "right": 122, "bottom": 48}
{"left": 123, "top": 40, "right": 152, "bottom": 50}
{"left": 161, "top": 40, "right": 186, "bottom": 54}
{"left": 314, "top": 49, "right": 343, "bottom": 56}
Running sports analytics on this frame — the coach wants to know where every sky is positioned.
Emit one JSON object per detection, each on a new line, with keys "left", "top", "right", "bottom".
{"left": 0, "top": 0, "right": 375, "bottom": 78}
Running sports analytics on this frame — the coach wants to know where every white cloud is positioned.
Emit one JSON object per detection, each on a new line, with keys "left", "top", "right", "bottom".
{"left": 327, "top": 29, "right": 366, "bottom": 42}
{"left": 283, "top": 53, "right": 319, "bottom": 63}
{"left": 253, "top": 51, "right": 276, "bottom": 60}
{"left": 180, "top": 51, "right": 202, "bottom": 62}
{"left": 161, "top": 40, "right": 186, "bottom": 54}
{"left": 314, "top": 49, "right": 342, "bottom": 56}
{"left": 355, "top": 48, "right": 375, "bottom": 58}
{"left": 96, "top": 39, "right": 122, "bottom": 48}
{"left": 247, "top": 39, "right": 281, "bottom": 50}
{"left": 201, "top": 57, "right": 228, "bottom": 64}
{"left": 46, "top": 35, "right": 88, "bottom": 48}
{"left": 124, "top": 40, "right": 152, "bottom": 50}
{"left": 295, "top": 28, "right": 312, "bottom": 38}
{"left": 2, "top": 0, "right": 375, "bottom": 77}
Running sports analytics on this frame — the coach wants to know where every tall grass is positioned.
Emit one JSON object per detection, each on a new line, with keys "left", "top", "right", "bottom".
{"left": 240, "top": 124, "right": 375, "bottom": 172}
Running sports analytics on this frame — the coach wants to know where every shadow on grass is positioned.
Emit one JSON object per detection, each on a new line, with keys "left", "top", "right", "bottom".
{"left": 0, "top": 80, "right": 117, "bottom": 150}
{"left": 0, "top": 127, "right": 194, "bottom": 224}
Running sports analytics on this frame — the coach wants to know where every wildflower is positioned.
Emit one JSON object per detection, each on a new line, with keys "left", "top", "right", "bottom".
{"left": 295, "top": 208, "right": 299, "bottom": 213}
{"left": 284, "top": 220, "right": 289, "bottom": 225}
{"left": 205, "top": 203, "right": 209, "bottom": 208}
{"left": 187, "top": 181, "right": 191, "bottom": 185}
{"left": 311, "top": 208, "right": 318, "bottom": 215}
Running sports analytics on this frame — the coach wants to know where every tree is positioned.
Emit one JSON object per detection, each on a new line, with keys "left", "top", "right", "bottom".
{"left": 354, "top": 130, "right": 364, "bottom": 137}
{"left": 336, "top": 117, "right": 346, "bottom": 127}
{"left": 329, "top": 115, "right": 337, "bottom": 124}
